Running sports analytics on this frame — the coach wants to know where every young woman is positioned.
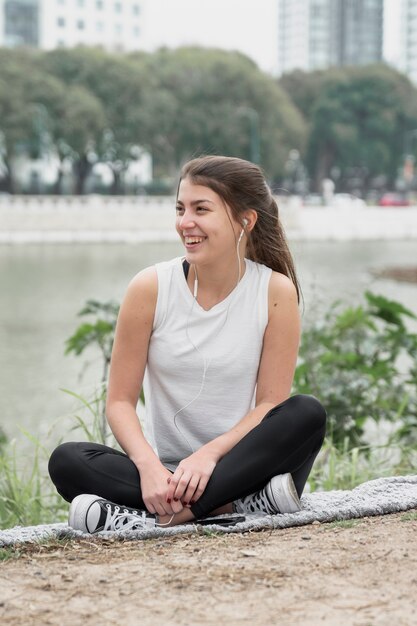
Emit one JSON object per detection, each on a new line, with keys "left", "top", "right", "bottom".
{"left": 49, "top": 155, "right": 326, "bottom": 533}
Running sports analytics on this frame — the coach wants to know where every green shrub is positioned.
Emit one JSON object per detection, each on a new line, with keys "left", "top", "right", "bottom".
{"left": 65, "top": 299, "right": 119, "bottom": 442}
{"left": 294, "top": 292, "right": 417, "bottom": 448}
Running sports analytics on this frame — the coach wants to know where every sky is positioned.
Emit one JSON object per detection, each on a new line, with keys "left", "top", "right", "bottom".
{"left": 383, "top": 0, "right": 402, "bottom": 66}
{"left": 144, "top": 0, "right": 402, "bottom": 76}
{"left": 143, "top": 0, "right": 280, "bottom": 74}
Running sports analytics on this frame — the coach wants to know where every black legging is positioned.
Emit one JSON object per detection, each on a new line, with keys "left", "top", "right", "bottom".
{"left": 48, "top": 394, "right": 326, "bottom": 519}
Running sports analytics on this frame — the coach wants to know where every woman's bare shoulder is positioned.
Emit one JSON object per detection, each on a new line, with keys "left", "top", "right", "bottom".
{"left": 121, "top": 266, "right": 158, "bottom": 315}
{"left": 128, "top": 266, "right": 158, "bottom": 294}
{"left": 268, "top": 271, "right": 298, "bottom": 302}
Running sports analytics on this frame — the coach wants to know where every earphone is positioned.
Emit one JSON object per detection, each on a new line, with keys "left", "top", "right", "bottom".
{"left": 238, "top": 219, "right": 248, "bottom": 244}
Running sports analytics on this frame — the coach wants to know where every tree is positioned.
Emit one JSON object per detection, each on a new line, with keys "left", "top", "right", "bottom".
{"left": 0, "top": 48, "right": 106, "bottom": 194}
{"left": 41, "top": 47, "right": 153, "bottom": 193}
{"left": 138, "top": 47, "right": 307, "bottom": 181}
{"left": 0, "top": 49, "right": 37, "bottom": 191}
{"left": 54, "top": 85, "right": 106, "bottom": 194}
{"left": 280, "top": 64, "right": 417, "bottom": 192}
{"left": 279, "top": 68, "right": 328, "bottom": 121}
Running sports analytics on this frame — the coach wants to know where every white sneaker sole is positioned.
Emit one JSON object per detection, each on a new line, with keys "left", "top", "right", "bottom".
{"left": 68, "top": 493, "right": 100, "bottom": 532}
{"left": 269, "top": 473, "right": 301, "bottom": 514}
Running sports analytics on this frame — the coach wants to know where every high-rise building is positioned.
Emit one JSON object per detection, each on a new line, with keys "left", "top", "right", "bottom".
{"left": 277, "top": 0, "right": 384, "bottom": 75}
{"left": 329, "top": 0, "right": 383, "bottom": 67}
{"left": 277, "top": 0, "right": 330, "bottom": 75}
{"left": 0, "top": 0, "right": 39, "bottom": 47}
{"left": 399, "top": 0, "right": 417, "bottom": 84}
{"left": 0, "top": 0, "right": 146, "bottom": 52}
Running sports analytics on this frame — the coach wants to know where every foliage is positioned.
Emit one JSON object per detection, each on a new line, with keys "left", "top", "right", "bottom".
{"left": 0, "top": 427, "right": 7, "bottom": 452}
{"left": 0, "top": 432, "right": 66, "bottom": 529}
{"left": 279, "top": 68, "right": 329, "bottom": 123}
{"left": 138, "top": 47, "right": 307, "bottom": 180}
{"left": 294, "top": 292, "right": 417, "bottom": 449}
{"left": 4, "top": 48, "right": 417, "bottom": 192}
{"left": 280, "top": 64, "right": 417, "bottom": 191}
{"left": 308, "top": 436, "right": 416, "bottom": 493}
{"left": 65, "top": 299, "right": 119, "bottom": 441}
{"left": 61, "top": 385, "right": 122, "bottom": 447}
{"left": 0, "top": 46, "right": 307, "bottom": 190}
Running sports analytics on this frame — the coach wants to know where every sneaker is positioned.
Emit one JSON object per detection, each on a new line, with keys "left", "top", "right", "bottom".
{"left": 233, "top": 473, "right": 301, "bottom": 515}
{"left": 68, "top": 494, "right": 157, "bottom": 533}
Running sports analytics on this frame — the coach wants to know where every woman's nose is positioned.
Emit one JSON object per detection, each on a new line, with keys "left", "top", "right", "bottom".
{"left": 179, "top": 211, "right": 196, "bottom": 229}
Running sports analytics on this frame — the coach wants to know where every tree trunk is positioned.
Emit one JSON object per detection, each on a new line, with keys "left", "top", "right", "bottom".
{"left": 0, "top": 157, "right": 15, "bottom": 193}
{"left": 314, "top": 144, "right": 335, "bottom": 192}
{"left": 110, "top": 169, "right": 123, "bottom": 195}
{"left": 74, "top": 155, "right": 92, "bottom": 195}
{"left": 53, "top": 163, "right": 64, "bottom": 195}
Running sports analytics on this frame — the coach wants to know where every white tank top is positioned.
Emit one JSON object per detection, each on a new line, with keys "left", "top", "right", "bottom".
{"left": 143, "top": 256, "right": 272, "bottom": 471}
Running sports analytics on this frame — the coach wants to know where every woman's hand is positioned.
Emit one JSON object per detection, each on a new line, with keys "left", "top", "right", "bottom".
{"left": 166, "top": 448, "right": 218, "bottom": 507}
{"left": 138, "top": 461, "right": 184, "bottom": 516}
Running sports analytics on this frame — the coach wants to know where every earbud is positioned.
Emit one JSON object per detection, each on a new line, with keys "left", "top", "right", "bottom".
{"left": 238, "top": 218, "right": 248, "bottom": 244}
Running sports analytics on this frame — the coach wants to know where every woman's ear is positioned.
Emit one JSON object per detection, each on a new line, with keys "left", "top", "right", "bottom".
{"left": 242, "top": 210, "right": 258, "bottom": 231}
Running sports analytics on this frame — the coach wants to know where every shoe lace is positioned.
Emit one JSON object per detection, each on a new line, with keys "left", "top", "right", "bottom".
{"left": 104, "top": 504, "right": 153, "bottom": 531}
{"left": 239, "top": 488, "right": 272, "bottom": 514}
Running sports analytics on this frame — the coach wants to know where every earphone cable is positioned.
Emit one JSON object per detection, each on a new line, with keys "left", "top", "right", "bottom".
{"left": 172, "top": 228, "right": 246, "bottom": 455}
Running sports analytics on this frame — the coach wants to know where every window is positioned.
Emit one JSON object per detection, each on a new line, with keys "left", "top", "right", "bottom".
{"left": 57, "top": 17, "right": 65, "bottom": 27}
{"left": 133, "top": 4, "right": 140, "bottom": 15}
{"left": 115, "top": 1, "right": 122, "bottom": 13}
{"left": 115, "top": 23, "right": 122, "bottom": 35}
{"left": 96, "top": 21, "right": 104, "bottom": 32}
{"left": 77, "top": 19, "right": 85, "bottom": 30}
{"left": 133, "top": 25, "right": 140, "bottom": 37}
{"left": 77, "top": 0, "right": 85, "bottom": 6}
{"left": 96, "top": 0, "right": 103, "bottom": 8}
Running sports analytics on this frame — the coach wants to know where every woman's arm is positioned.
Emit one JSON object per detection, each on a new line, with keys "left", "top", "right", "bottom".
{"left": 166, "top": 271, "right": 301, "bottom": 505}
{"left": 205, "top": 271, "right": 301, "bottom": 458}
{"left": 106, "top": 267, "right": 180, "bottom": 516}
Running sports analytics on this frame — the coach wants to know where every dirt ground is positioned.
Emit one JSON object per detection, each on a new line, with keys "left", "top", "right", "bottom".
{"left": 0, "top": 511, "right": 416, "bottom": 626}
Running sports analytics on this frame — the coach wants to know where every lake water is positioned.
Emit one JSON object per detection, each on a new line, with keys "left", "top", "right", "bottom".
{"left": 1, "top": 240, "right": 417, "bottom": 446}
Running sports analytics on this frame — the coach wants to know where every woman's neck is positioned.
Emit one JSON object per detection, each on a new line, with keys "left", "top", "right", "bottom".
{"left": 188, "top": 256, "right": 246, "bottom": 308}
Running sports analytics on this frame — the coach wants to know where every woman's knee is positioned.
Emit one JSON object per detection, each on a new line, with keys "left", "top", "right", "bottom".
{"left": 48, "top": 441, "right": 82, "bottom": 485}
{"left": 290, "top": 394, "right": 327, "bottom": 431}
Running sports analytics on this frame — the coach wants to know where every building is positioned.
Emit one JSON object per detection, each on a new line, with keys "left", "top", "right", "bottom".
{"left": 0, "top": 1, "right": 388, "bottom": 78}
{"left": 277, "top": 0, "right": 384, "bottom": 75}
{"left": 277, "top": 0, "right": 331, "bottom": 75}
{"left": 398, "top": 0, "right": 417, "bottom": 84}
{"left": 0, "top": 0, "right": 39, "bottom": 47}
{"left": 329, "top": 0, "right": 383, "bottom": 67}
{"left": 0, "top": 0, "right": 146, "bottom": 52}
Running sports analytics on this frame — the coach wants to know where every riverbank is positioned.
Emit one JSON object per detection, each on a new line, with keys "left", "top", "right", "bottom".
{"left": 2, "top": 195, "right": 417, "bottom": 242}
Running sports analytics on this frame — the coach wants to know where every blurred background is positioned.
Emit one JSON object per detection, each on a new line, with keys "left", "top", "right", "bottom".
{"left": 0, "top": 0, "right": 417, "bottom": 528}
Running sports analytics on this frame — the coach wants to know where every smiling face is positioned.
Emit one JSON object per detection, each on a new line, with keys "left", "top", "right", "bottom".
{"left": 176, "top": 177, "right": 243, "bottom": 266}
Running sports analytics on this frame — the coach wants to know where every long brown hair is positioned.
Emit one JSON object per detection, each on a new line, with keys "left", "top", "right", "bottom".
{"left": 178, "top": 155, "right": 300, "bottom": 302}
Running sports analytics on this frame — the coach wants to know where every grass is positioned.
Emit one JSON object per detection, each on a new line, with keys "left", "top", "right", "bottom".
{"left": 307, "top": 437, "right": 416, "bottom": 492}
{"left": 326, "top": 519, "right": 363, "bottom": 529}
{"left": 0, "top": 537, "right": 85, "bottom": 562}
{"left": 0, "top": 546, "right": 23, "bottom": 562}
{"left": 0, "top": 390, "right": 117, "bottom": 531}
{"left": 0, "top": 433, "right": 68, "bottom": 530}
{"left": 400, "top": 511, "right": 417, "bottom": 522}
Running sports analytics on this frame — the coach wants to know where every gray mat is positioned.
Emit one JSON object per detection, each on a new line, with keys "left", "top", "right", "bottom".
{"left": 1, "top": 474, "right": 416, "bottom": 547}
